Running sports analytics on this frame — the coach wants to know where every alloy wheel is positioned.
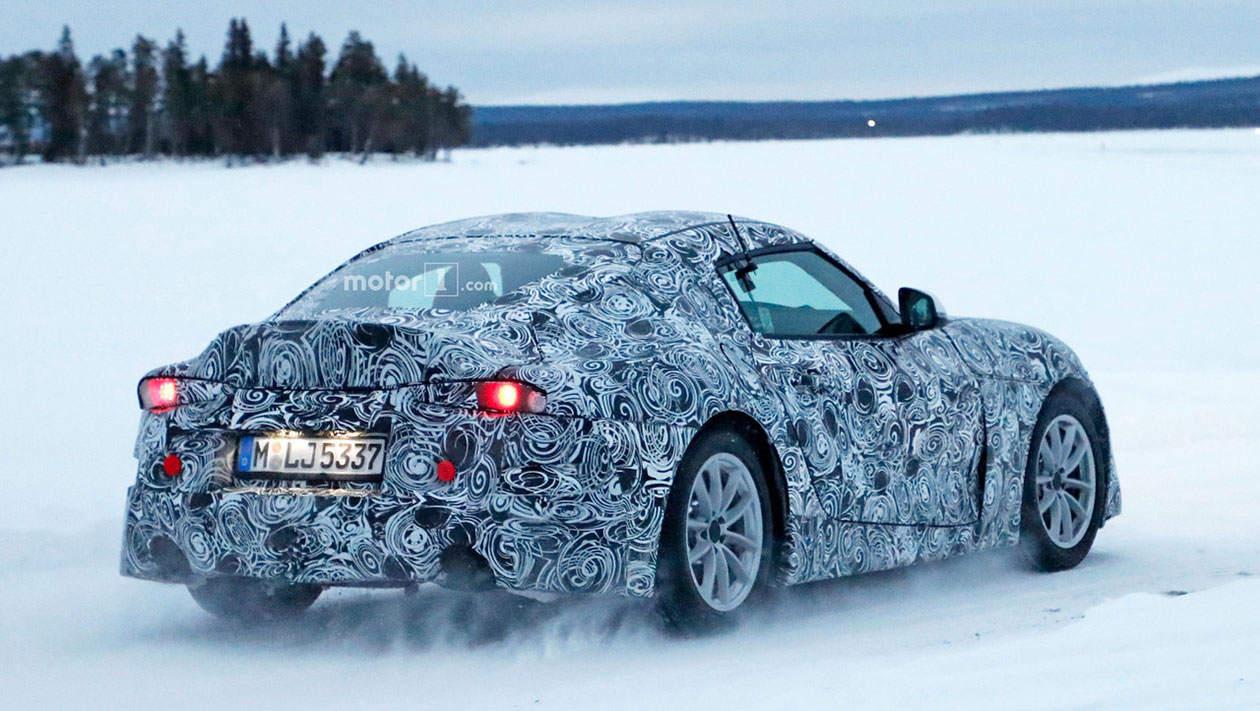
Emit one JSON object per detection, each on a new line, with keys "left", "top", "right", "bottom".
{"left": 1034, "top": 414, "right": 1097, "bottom": 549}
{"left": 685, "top": 452, "right": 764, "bottom": 611}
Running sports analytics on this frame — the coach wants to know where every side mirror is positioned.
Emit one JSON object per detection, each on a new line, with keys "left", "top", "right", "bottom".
{"left": 898, "top": 287, "right": 944, "bottom": 331}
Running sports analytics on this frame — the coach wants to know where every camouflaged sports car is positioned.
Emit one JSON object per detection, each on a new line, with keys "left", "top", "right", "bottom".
{"left": 121, "top": 211, "right": 1120, "bottom": 627}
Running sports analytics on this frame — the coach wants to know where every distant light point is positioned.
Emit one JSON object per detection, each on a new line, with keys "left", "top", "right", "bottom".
{"left": 867, "top": 119, "right": 877, "bottom": 128}
{"left": 1254, "top": 127, "right": 1260, "bottom": 135}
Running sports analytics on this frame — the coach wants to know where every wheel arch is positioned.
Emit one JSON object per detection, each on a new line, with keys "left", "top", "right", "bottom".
{"left": 690, "top": 410, "right": 790, "bottom": 579}
{"left": 1047, "top": 377, "right": 1110, "bottom": 450}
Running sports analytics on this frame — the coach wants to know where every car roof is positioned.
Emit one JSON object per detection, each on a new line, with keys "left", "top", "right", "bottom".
{"left": 387, "top": 211, "right": 755, "bottom": 245}
{"left": 291, "top": 211, "right": 896, "bottom": 319}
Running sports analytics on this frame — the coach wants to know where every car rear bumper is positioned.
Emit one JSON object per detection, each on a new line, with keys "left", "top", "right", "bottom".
{"left": 121, "top": 481, "right": 648, "bottom": 594}
{"left": 121, "top": 399, "right": 689, "bottom": 598}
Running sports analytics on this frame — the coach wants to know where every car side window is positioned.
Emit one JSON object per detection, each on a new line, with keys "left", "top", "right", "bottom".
{"left": 718, "top": 250, "right": 884, "bottom": 337}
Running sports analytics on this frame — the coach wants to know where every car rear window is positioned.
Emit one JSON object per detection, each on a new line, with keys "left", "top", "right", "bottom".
{"left": 281, "top": 240, "right": 581, "bottom": 316}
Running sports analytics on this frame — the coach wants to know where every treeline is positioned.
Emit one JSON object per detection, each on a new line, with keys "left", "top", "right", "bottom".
{"left": 472, "top": 76, "right": 1260, "bottom": 146}
{"left": 0, "top": 20, "right": 471, "bottom": 165}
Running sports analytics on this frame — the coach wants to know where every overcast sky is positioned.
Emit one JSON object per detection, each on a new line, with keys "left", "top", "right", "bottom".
{"left": 3, "top": 1, "right": 1259, "bottom": 105}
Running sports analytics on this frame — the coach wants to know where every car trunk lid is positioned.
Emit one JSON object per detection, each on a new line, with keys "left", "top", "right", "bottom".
{"left": 191, "top": 309, "right": 540, "bottom": 390}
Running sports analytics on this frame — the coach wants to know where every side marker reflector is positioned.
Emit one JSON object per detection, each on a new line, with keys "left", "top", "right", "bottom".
{"left": 436, "top": 460, "right": 456, "bottom": 483}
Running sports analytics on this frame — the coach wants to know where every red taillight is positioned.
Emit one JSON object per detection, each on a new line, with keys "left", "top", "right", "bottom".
{"left": 140, "top": 377, "right": 180, "bottom": 411}
{"left": 487, "top": 381, "right": 520, "bottom": 410}
{"left": 475, "top": 380, "right": 546, "bottom": 414}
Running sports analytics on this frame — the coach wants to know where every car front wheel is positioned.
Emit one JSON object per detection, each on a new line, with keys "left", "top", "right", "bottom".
{"left": 1020, "top": 390, "right": 1108, "bottom": 571}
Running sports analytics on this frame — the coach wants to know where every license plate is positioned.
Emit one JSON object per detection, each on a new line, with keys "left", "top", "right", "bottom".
{"left": 237, "top": 435, "right": 386, "bottom": 478}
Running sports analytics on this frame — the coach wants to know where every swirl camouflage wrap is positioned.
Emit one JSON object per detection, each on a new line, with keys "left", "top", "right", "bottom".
{"left": 121, "top": 211, "right": 1121, "bottom": 599}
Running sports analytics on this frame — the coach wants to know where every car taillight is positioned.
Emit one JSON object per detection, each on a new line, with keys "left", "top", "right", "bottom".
{"left": 139, "top": 377, "right": 180, "bottom": 411}
{"left": 475, "top": 380, "right": 546, "bottom": 414}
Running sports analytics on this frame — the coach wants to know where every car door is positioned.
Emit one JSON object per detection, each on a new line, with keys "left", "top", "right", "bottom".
{"left": 877, "top": 326, "right": 984, "bottom": 525}
{"left": 716, "top": 246, "right": 982, "bottom": 526}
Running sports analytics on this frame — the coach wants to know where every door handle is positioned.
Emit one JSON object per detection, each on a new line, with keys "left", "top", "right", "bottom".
{"left": 789, "top": 367, "right": 825, "bottom": 392}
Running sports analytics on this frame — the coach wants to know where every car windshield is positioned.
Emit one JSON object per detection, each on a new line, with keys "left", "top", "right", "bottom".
{"left": 280, "top": 240, "right": 578, "bottom": 317}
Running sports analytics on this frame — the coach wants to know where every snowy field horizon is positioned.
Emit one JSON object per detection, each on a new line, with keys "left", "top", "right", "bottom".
{"left": 2, "top": 129, "right": 1258, "bottom": 708}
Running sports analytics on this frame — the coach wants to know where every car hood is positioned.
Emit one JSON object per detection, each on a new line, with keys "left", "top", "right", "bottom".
{"left": 150, "top": 307, "right": 541, "bottom": 389}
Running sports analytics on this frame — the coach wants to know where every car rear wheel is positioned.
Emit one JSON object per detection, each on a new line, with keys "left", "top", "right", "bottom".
{"left": 656, "top": 428, "right": 774, "bottom": 632}
{"left": 187, "top": 576, "right": 322, "bottom": 622}
{"left": 1020, "top": 390, "right": 1107, "bottom": 571}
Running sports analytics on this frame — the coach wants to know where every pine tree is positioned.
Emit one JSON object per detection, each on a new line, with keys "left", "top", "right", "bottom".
{"left": 293, "top": 33, "right": 327, "bottom": 158}
{"left": 388, "top": 56, "right": 432, "bottom": 157}
{"left": 41, "top": 27, "right": 88, "bottom": 162}
{"left": 161, "top": 30, "right": 194, "bottom": 156}
{"left": 433, "top": 86, "right": 471, "bottom": 159}
{"left": 86, "top": 49, "right": 129, "bottom": 157}
{"left": 187, "top": 56, "right": 214, "bottom": 155}
{"left": 330, "top": 31, "right": 387, "bottom": 157}
{"left": 275, "top": 23, "right": 293, "bottom": 70}
{"left": 0, "top": 55, "right": 35, "bottom": 163}
{"left": 214, "top": 18, "right": 260, "bottom": 157}
{"left": 128, "top": 35, "right": 159, "bottom": 156}
{"left": 261, "top": 23, "right": 296, "bottom": 158}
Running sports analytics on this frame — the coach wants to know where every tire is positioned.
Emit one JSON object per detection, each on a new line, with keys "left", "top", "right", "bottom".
{"left": 656, "top": 427, "right": 775, "bottom": 633}
{"left": 188, "top": 576, "right": 322, "bottom": 622}
{"left": 1019, "top": 389, "right": 1108, "bottom": 571}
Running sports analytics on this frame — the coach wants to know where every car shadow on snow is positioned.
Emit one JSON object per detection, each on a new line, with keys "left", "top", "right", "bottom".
{"left": 149, "top": 547, "right": 1124, "bottom": 651}
{"left": 160, "top": 586, "right": 664, "bottom": 652}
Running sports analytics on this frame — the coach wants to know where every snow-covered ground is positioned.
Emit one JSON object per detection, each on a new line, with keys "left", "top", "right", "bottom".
{"left": 1, "top": 130, "right": 1258, "bottom": 709}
